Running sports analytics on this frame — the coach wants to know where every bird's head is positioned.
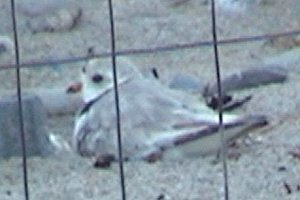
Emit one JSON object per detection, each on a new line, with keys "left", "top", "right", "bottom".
{"left": 80, "top": 57, "right": 140, "bottom": 102}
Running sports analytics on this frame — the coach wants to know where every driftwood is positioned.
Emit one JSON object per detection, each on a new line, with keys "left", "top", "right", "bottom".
{"left": 203, "top": 64, "right": 288, "bottom": 97}
{"left": 1, "top": 88, "right": 83, "bottom": 116}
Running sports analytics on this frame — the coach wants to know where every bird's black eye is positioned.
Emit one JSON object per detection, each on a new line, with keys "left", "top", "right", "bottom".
{"left": 92, "top": 74, "right": 103, "bottom": 83}
{"left": 82, "top": 67, "right": 86, "bottom": 73}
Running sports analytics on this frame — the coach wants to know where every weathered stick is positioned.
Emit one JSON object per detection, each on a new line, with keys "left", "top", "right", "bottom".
{"left": 1, "top": 88, "right": 83, "bottom": 116}
{"left": 203, "top": 64, "right": 288, "bottom": 97}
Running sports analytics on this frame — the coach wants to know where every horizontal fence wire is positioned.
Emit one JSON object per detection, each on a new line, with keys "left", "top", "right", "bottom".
{"left": 0, "top": 29, "right": 299, "bottom": 70}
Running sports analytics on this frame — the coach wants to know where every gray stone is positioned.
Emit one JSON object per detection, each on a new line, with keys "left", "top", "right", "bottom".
{"left": 169, "top": 73, "right": 204, "bottom": 93}
{"left": 0, "top": 93, "right": 55, "bottom": 158}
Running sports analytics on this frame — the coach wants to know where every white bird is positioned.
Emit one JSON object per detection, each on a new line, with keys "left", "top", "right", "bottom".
{"left": 72, "top": 57, "right": 268, "bottom": 167}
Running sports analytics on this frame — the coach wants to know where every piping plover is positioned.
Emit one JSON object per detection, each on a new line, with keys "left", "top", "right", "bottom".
{"left": 72, "top": 57, "right": 268, "bottom": 167}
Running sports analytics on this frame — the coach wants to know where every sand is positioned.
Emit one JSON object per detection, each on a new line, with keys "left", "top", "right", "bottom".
{"left": 0, "top": 0, "right": 300, "bottom": 199}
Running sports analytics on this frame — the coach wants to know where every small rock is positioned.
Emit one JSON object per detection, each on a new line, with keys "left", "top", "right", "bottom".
{"left": 288, "top": 146, "right": 300, "bottom": 160}
{"left": 169, "top": 73, "right": 204, "bottom": 93}
{"left": 28, "top": 7, "right": 82, "bottom": 33}
{"left": 156, "top": 193, "right": 171, "bottom": 200}
{"left": 141, "top": 67, "right": 160, "bottom": 80}
{"left": 0, "top": 93, "right": 55, "bottom": 158}
{"left": 0, "top": 36, "right": 13, "bottom": 55}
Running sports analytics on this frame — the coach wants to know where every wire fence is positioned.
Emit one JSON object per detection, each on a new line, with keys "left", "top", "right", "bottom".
{"left": 1, "top": 29, "right": 300, "bottom": 70}
{"left": 4, "top": 0, "right": 300, "bottom": 200}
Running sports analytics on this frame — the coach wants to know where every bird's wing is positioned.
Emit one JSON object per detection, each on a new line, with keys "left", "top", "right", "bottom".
{"left": 73, "top": 112, "right": 90, "bottom": 156}
{"left": 149, "top": 114, "right": 268, "bottom": 156}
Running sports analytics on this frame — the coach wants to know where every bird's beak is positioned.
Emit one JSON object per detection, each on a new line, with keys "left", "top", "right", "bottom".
{"left": 66, "top": 81, "right": 82, "bottom": 93}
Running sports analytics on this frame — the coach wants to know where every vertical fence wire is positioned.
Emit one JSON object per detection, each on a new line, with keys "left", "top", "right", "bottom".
{"left": 210, "top": 0, "right": 229, "bottom": 199}
{"left": 107, "top": 0, "right": 127, "bottom": 200}
{"left": 10, "top": 0, "right": 30, "bottom": 200}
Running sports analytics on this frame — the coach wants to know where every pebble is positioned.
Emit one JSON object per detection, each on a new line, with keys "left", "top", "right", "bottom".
{"left": 17, "top": 0, "right": 82, "bottom": 33}
{"left": 0, "top": 35, "right": 13, "bottom": 55}
{"left": 28, "top": 7, "right": 82, "bottom": 33}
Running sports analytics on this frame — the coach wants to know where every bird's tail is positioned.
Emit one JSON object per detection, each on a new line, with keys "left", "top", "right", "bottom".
{"left": 151, "top": 114, "right": 268, "bottom": 158}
